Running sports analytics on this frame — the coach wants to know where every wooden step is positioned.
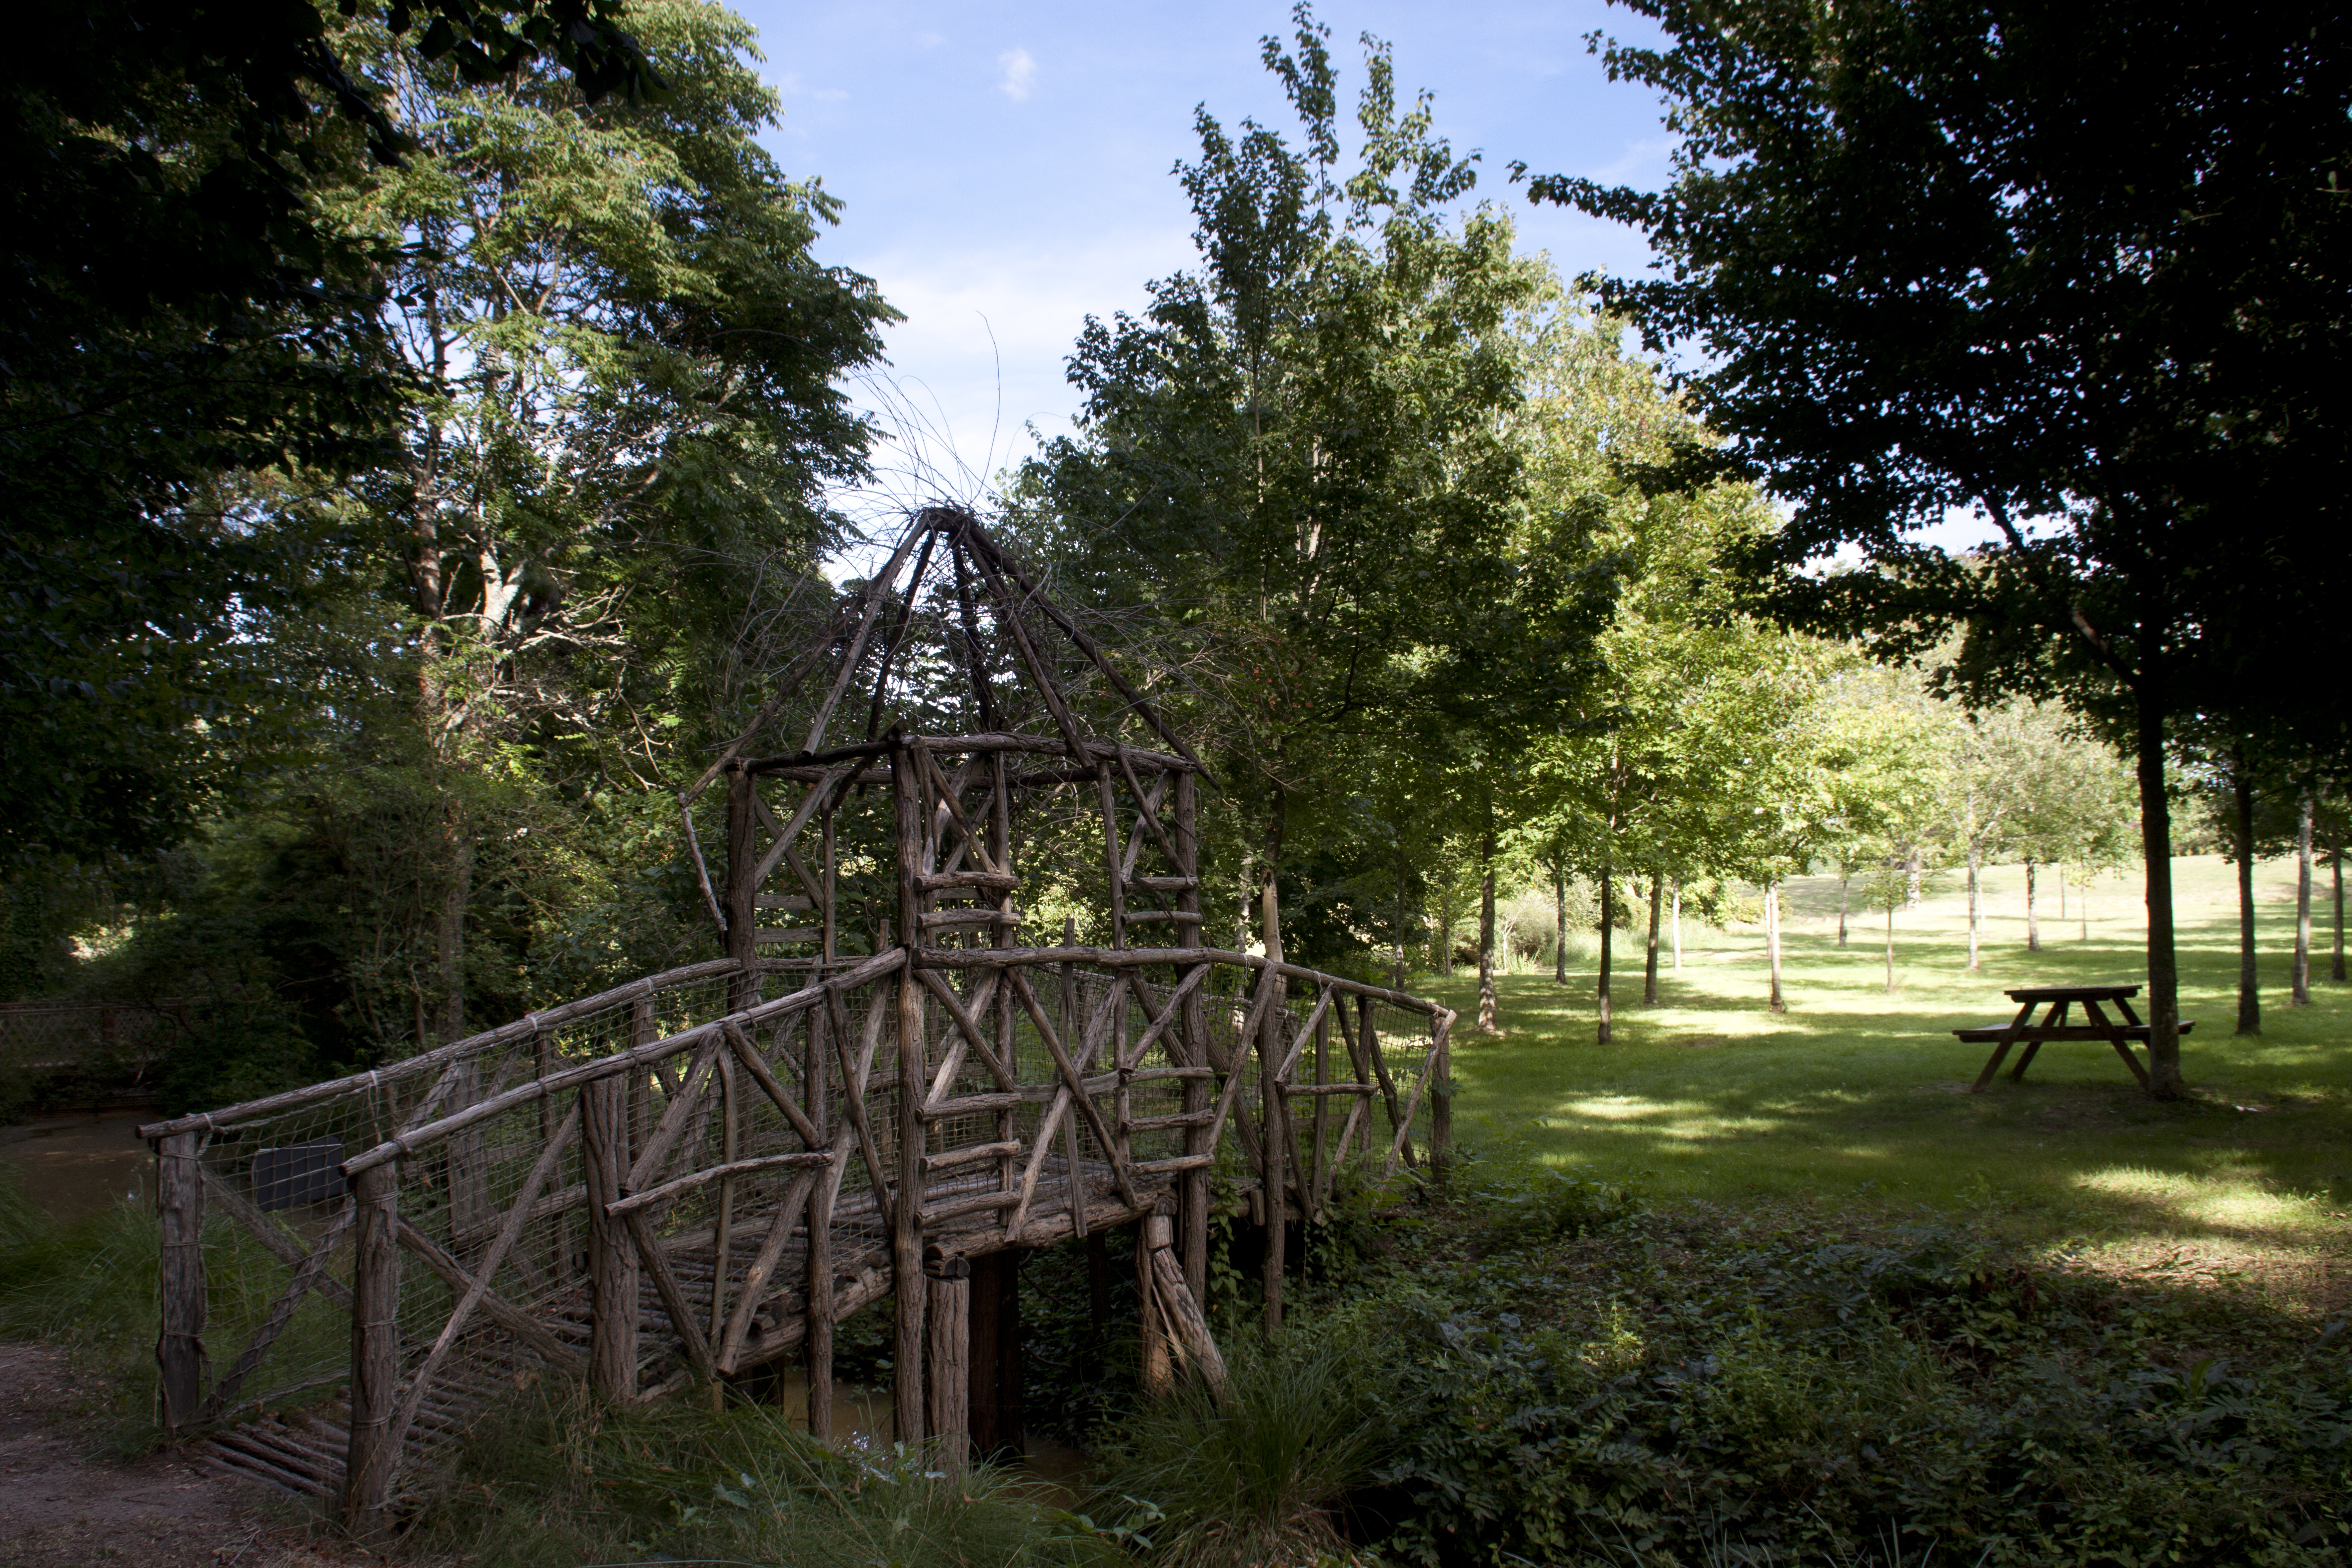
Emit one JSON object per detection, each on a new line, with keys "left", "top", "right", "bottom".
{"left": 1126, "top": 875, "right": 1198, "bottom": 894}
{"left": 920, "top": 908, "right": 1023, "bottom": 931}
{"left": 755, "top": 893, "right": 813, "bottom": 911}
{"left": 919, "top": 869, "right": 1020, "bottom": 892}
{"left": 753, "top": 926, "right": 821, "bottom": 945}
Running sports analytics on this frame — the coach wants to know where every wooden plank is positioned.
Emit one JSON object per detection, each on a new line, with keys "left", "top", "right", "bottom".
{"left": 1146, "top": 1214, "right": 1229, "bottom": 1399}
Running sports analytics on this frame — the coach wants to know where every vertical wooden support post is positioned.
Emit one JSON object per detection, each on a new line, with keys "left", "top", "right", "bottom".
{"left": 888, "top": 736, "right": 927, "bottom": 1444}
{"left": 1097, "top": 762, "right": 1126, "bottom": 948}
{"left": 1173, "top": 772, "right": 1210, "bottom": 1300}
{"left": 725, "top": 763, "right": 758, "bottom": 1009}
{"left": 629, "top": 994, "right": 656, "bottom": 1161}
{"left": 1136, "top": 1221, "right": 1173, "bottom": 1397}
{"left": 991, "top": 753, "right": 1018, "bottom": 1204}
{"left": 1430, "top": 1009, "right": 1454, "bottom": 1180}
{"left": 446, "top": 1058, "right": 490, "bottom": 1259}
{"left": 342, "top": 1161, "right": 400, "bottom": 1538}
{"left": 155, "top": 1130, "right": 206, "bottom": 1436}
{"left": 583, "top": 1077, "right": 637, "bottom": 1402}
{"left": 708, "top": 1051, "right": 738, "bottom": 1409}
{"left": 1309, "top": 1005, "right": 1330, "bottom": 1221}
{"left": 926, "top": 1256, "right": 971, "bottom": 1471}
{"left": 1260, "top": 882, "right": 1287, "bottom": 1337}
{"left": 967, "top": 1249, "right": 1023, "bottom": 1458}
{"left": 821, "top": 803, "right": 837, "bottom": 965}
{"left": 805, "top": 1010, "right": 835, "bottom": 1441}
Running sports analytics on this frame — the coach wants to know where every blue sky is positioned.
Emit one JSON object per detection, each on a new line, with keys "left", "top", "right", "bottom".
{"left": 730, "top": 1, "right": 1683, "bottom": 505}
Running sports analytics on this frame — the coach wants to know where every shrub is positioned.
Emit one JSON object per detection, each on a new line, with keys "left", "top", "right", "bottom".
{"left": 1088, "top": 1329, "right": 1383, "bottom": 1567}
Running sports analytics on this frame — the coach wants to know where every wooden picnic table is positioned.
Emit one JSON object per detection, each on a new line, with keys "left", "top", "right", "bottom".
{"left": 1952, "top": 984, "right": 2194, "bottom": 1093}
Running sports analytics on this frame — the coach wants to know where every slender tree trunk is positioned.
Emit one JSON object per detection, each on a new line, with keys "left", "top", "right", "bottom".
{"left": 1393, "top": 847, "right": 1410, "bottom": 991}
{"left": 1671, "top": 885, "right": 1682, "bottom": 970}
{"left": 2058, "top": 864, "right": 2067, "bottom": 922}
{"left": 2293, "top": 791, "right": 2313, "bottom": 1006}
{"left": 2126, "top": 653, "right": 2183, "bottom": 1096}
{"left": 2334, "top": 836, "right": 2346, "bottom": 983}
{"left": 1477, "top": 804, "right": 1500, "bottom": 1035}
{"left": 1965, "top": 845, "right": 1981, "bottom": 970}
{"left": 2235, "top": 752, "right": 2260, "bottom": 1036}
{"left": 1837, "top": 872, "right": 1850, "bottom": 948}
{"left": 1553, "top": 860, "right": 1568, "bottom": 984}
{"left": 1905, "top": 855, "right": 1922, "bottom": 909}
{"left": 1438, "top": 885, "right": 1453, "bottom": 978}
{"left": 436, "top": 799, "right": 471, "bottom": 1042}
{"left": 2025, "top": 859, "right": 2040, "bottom": 953}
{"left": 1764, "top": 881, "right": 1786, "bottom": 1013}
{"left": 1884, "top": 897, "right": 1896, "bottom": 994}
{"left": 1596, "top": 861, "right": 1614, "bottom": 1044}
{"left": 1643, "top": 871, "right": 1664, "bottom": 1005}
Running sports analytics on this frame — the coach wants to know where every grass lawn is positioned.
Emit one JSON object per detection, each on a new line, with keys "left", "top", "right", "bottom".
{"left": 1413, "top": 854, "right": 2352, "bottom": 1313}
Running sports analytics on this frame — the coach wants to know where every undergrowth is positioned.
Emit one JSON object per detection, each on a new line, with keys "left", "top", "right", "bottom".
{"left": 404, "top": 1380, "right": 1120, "bottom": 1568}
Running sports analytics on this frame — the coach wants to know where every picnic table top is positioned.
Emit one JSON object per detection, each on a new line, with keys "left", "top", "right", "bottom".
{"left": 2004, "top": 983, "right": 2139, "bottom": 1002}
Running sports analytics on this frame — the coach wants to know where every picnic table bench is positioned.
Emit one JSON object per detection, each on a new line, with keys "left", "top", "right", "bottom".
{"left": 1953, "top": 984, "right": 2193, "bottom": 1092}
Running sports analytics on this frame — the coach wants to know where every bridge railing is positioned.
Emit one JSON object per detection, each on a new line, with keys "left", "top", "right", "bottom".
{"left": 141, "top": 945, "right": 1450, "bottom": 1521}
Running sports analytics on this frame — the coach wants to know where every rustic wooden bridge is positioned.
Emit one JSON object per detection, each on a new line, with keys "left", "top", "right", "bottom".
{"left": 141, "top": 508, "right": 1454, "bottom": 1532}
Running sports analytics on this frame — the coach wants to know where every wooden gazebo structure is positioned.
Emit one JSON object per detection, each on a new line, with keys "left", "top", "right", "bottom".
{"left": 140, "top": 506, "right": 1454, "bottom": 1532}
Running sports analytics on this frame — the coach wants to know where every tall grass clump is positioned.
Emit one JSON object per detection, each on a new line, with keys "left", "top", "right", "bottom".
{"left": 1086, "top": 1330, "right": 1382, "bottom": 1568}
{"left": 406, "top": 1381, "right": 1120, "bottom": 1568}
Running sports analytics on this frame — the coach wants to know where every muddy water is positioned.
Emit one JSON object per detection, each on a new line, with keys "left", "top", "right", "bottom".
{"left": 0, "top": 1108, "right": 152, "bottom": 1223}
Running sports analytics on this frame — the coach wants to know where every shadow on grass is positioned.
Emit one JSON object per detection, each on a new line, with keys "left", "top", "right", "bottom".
{"left": 1411, "top": 871, "right": 2352, "bottom": 1255}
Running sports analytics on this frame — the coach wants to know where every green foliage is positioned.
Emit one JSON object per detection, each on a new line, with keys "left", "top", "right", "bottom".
{"left": 1362, "top": 1198, "right": 2352, "bottom": 1567}
{"left": 1087, "top": 1329, "right": 1384, "bottom": 1568}
{"left": 404, "top": 1383, "right": 1119, "bottom": 1568}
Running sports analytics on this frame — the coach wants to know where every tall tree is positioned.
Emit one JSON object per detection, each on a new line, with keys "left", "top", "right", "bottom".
{"left": 1019, "top": 6, "right": 1574, "bottom": 958}
{"left": 330, "top": 0, "right": 892, "bottom": 1042}
{"left": 1525, "top": 0, "right": 2352, "bottom": 1097}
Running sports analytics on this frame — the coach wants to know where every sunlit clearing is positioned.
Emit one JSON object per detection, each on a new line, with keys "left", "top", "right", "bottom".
{"left": 2074, "top": 1167, "right": 2334, "bottom": 1236}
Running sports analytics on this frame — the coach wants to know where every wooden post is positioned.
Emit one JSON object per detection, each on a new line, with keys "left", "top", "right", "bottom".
{"left": 888, "top": 737, "right": 927, "bottom": 1444}
{"left": 583, "top": 1077, "right": 637, "bottom": 1402}
{"left": 725, "top": 764, "right": 758, "bottom": 1009}
{"left": 1136, "top": 1221, "right": 1172, "bottom": 1398}
{"left": 1146, "top": 1211, "right": 1229, "bottom": 1401}
{"left": 805, "top": 1010, "right": 835, "bottom": 1441}
{"left": 342, "top": 1161, "right": 400, "bottom": 1538}
{"left": 1260, "top": 880, "right": 1287, "bottom": 1337}
{"left": 926, "top": 1256, "right": 971, "bottom": 1471}
{"left": 1173, "top": 772, "right": 1210, "bottom": 1300}
{"left": 1430, "top": 1010, "right": 1454, "bottom": 1179}
{"left": 967, "top": 1248, "right": 1023, "bottom": 1458}
{"left": 1309, "top": 1004, "right": 1330, "bottom": 1221}
{"left": 155, "top": 1130, "right": 206, "bottom": 1436}
{"left": 708, "top": 1050, "right": 738, "bottom": 1409}
{"left": 821, "top": 802, "right": 837, "bottom": 965}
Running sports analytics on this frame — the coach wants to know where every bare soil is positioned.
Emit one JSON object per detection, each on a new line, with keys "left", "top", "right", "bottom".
{"left": 0, "top": 1345, "right": 359, "bottom": 1568}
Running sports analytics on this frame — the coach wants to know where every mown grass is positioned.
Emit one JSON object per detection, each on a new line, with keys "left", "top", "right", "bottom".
{"left": 1416, "top": 855, "right": 2352, "bottom": 1300}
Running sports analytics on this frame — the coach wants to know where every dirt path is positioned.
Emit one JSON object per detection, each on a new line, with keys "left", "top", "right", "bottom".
{"left": 0, "top": 1345, "right": 359, "bottom": 1568}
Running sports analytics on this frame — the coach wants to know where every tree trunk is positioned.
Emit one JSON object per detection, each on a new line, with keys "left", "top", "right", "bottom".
{"left": 436, "top": 798, "right": 471, "bottom": 1043}
{"left": 1476, "top": 805, "right": 1500, "bottom": 1035}
{"left": 2123, "top": 660, "right": 2182, "bottom": 1096}
{"left": 2293, "top": 791, "right": 2312, "bottom": 1006}
{"left": 1643, "top": 871, "right": 1664, "bottom": 1005}
{"left": 1393, "top": 849, "right": 1410, "bottom": 991}
{"left": 1905, "top": 855, "right": 1922, "bottom": 909}
{"left": 2025, "top": 859, "right": 2039, "bottom": 953}
{"left": 1764, "top": 880, "right": 1786, "bottom": 1013}
{"left": 1884, "top": 897, "right": 1896, "bottom": 994}
{"left": 1438, "top": 884, "right": 1453, "bottom": 978}
{"left": 2235, "top": 751, "right": 2259, "bottom": 1036}
{"left": 2058, "top": 865, "right": 2067, "bottom": 922}
{"left": 1671, "top": 885, "right": 1682, "bottom": 970}
{"left": 2334, "top": 834, "right": 2346, "bottom": 983}
{"left": 1837, "top": 872, "right": 1850, "bottom": 948}
{"left": 1965, "top": 846, "right": 1981, "bottom": 970}
{"left": 1596, "top": 861, "right": 1613, "bottom": 1044}
{"left": 1552, "top": 860, "right": 1568, "bottom": 983}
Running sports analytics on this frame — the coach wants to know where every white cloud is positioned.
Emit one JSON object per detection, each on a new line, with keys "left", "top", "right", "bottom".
{"left": 914, "top": 30, "right": 944, "bottom": 48}
{"left": 997, "top": 48, "right": 1036, "bottom": 101}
